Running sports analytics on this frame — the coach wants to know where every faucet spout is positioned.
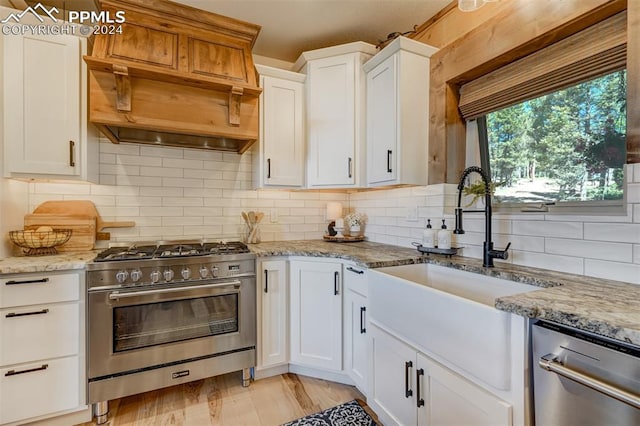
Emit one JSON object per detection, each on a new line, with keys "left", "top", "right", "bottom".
{"left": 454, "top": 166, "right": 509, "bottom": 267}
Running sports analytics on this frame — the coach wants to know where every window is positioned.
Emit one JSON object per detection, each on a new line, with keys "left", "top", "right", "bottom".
{"left": 458, "top": 11, "right": 628, "bottom": 211}
{"left": 481, "top": 70, "right": 626, "bottom": 205}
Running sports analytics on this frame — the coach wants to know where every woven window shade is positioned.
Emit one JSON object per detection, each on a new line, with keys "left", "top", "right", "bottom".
{"left": 458, "top": 11, "right": 627, "bottom": 120}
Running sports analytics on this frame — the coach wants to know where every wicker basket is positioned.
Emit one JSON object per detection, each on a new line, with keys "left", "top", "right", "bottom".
{"left": 9, "top": 229, "right": 72, "bottom": 256}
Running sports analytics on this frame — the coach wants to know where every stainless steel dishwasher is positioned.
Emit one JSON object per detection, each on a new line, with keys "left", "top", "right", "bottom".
{"left": 532, "top": 320, "right": 640, "bottom": 426}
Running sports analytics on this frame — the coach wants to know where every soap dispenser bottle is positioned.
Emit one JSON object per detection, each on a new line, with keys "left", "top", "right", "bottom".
{"left": 422, "top": 219, "right": 436, "bottom": 248}
{"left": 437, "top": 219, "right": 452, "bottom": 250}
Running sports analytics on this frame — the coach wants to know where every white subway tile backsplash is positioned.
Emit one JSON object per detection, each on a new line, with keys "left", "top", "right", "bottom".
{"left": 584, "top": 259, "right": 640, "bottom": 284}
{"left": 100, "top": 175, "right": 116, "bottom": 185}
{"left": 512, "top": 220, "right": 583, "bottom": 238}
{"left": 162, "top": 158, "right": 204, "bottom": 169}
{"left": 26, "top": 140, "right": 640, "bottom": 282}
{"left": 118, "top": 154, "right": 161, "bottom": 167}
{"left": 545, "top": 238, "right": 632, "bottom": 262}
{"left": 140, "top": 166, "right": 183, "bottom": 178}
{"left": 116, "top": 196, "right": 161, "bottom": 207}
{"left": 584, "top": 223, "right": 640, "bottom": 243}
{"left": 140, "top": 145, "right": 184, "bottom": 159}
{"left": 183, "top": 150, "right": 222, "bottom": 161}
{"left": 162, "top": 216, "right": 203, "bottom": 226}
{"left": 33, "top": 182, "right": 91, "bottom": 195}
{"left": 162, "top": 177, "right": 203, "bottom": 188}
{"left": 142, "top": 187, "right": 184, "bottom": 197}
{"left": 511, "top": 250, "right": 584, "bottom": 275}
{"left": 100, "top": 142, "right": 140, "bottom": 155}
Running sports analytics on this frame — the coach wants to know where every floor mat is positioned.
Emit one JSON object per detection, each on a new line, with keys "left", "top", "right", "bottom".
{"left": 281, "top": 399, "right": 377, "bottom": 426}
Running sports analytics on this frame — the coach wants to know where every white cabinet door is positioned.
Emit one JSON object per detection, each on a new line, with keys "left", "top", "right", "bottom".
{"left": 290, "top": 260, "right": 342, "bottom": 371}
{"left": 306, "top": 54, "right": 357, "bottom": 187}
{"left": 370, "top": 325, "right": 417, "bottom": 426}
{"left": 255, "top": 66, "right": 305, "bottom": 188}
{"left": 364, "top": 37, "right": 435, "bottom": 187}
{"left": 343, "top": 263, "right": 369, "bottom": 395}
{"left": 367, "top": 54, "right": 397, "bottom": 185}
{"left": 344, "top": 286, "right": 368, "bottom": 394}
{"left": 3, "top": 33, "right": 80, "bottom": 176}
{"left": 258, "top": 260, "right": 288, "bottom": 367}
{"left": 417, "top": 352, "right": 512, "bottom": 426}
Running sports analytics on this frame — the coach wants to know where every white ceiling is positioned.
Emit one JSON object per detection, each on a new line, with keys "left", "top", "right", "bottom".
{"left": 172, "top": 0, "right": 451, "bottom": 63}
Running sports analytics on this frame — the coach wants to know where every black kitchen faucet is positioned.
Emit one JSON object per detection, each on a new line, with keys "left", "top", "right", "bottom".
{"left": 454, "top": 166, "right": 511, "bottom": 267}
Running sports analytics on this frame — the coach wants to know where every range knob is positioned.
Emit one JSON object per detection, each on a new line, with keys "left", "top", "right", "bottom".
{"left": 181, "top": 267, "right": 191, "bottom": 280}
{"left": 163, "top": 268, "right": 174, "bottom": 281}
{"left": 115, "top": 270, "right": 128, "bottom": 284}
{"left": 130, "top": 269, "right": 143, "bottom": 282}
{"left": 150, "top": 270, "right": 160, "bottom": 283}
{"left": 199, "top": 266, "right": 209, "bottom": 279}
{"left": 211, "top": 266, "right": 219, "bottom": 278}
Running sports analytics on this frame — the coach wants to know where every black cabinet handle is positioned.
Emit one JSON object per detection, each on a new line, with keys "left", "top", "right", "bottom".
{"left": 5, "top": 364, "right": 48, "bottom": 377}
{"left": 416, "top": 368, "right": 425, "bottom": 407}
{"left": 387, "top": 150, "right": 393, "bottom": 173}
{"left": 69, "top": 140, "right": 75, "bottom": 167}
{"left": 267, "top": 158, "right": 271, "bottom": 179}
{"left": 334, "top": 271, "right": 339, "bottom": 295}
{"left": 264, "top": 269, "right": 268, "bottom": 293}
{"left": 348, "top": 157, "right": 353, "bottom": 178}
{"left": 360, "top": 306, "right": 366, "bottom": 334}
{"left": 5, "top": 278, "right": 49, "bottom": 285}
{"left": 346, "top": 266, "right": 364, "bottom": 275}
{"left": 405, "top": 361, "right": 413, "bottom": 398}
{"left": 6, "top": 308, "right": 49, "bottom": 318}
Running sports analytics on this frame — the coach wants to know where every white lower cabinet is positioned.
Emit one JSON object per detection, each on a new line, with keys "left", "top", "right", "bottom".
{"left": 343, "top": 263, "right": 369, "bottom": 395}
{"left": 290, "top": 260, "right": 343, "bottom": 371}
{"left": 370, "top": 325, "right": 512, "bottom": 426}
{"left": 0, "top": 271, "right": 88, "bottom": 425}
{"left": 258, "top": 260, "right": 289, "bottom": 368}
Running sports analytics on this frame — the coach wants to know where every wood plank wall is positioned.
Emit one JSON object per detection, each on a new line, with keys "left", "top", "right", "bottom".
{"left": 412, "top": 0, "right": 632, "bottom": 184}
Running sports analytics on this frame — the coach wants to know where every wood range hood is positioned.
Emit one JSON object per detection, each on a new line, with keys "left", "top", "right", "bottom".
{"left": 84, "top": 0, "right": 262, "bottom": 154}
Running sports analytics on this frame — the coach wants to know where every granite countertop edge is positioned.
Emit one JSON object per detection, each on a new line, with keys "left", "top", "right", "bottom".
{"left": 1, "top": 240, "right": 637, "bottom": 346}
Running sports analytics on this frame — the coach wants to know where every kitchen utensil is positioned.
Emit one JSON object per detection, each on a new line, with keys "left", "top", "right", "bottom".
{"left": 32, "top": 200, "right": 135, "bottom": 240}
{"left": 9, "top": 229, "right": 72, "bottom": 255}
{"left": 24, "top": 214, "right": 97, "bottom": 252}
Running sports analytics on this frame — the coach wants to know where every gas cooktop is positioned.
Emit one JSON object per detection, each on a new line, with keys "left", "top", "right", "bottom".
{"left": 94, "top": 240, "right": 250, "bottom": 262}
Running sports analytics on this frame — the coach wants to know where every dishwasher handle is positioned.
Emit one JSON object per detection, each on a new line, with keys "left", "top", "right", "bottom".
{"left": 539, "top": 354, "right": 640, "bottom": 409}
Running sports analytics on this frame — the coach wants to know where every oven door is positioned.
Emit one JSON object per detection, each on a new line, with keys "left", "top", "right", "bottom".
{"left": 88, "top": 276, "right": 256, "bottom": 380}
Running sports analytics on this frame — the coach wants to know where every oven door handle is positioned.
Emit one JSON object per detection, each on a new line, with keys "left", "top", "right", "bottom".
{"left": 539, "top": 354, "right": 640, "bottom": 409}
{"left": 108, "top": 280, "right": 241, "bottom": 300}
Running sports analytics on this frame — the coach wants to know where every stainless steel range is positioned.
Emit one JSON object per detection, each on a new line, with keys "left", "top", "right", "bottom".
{"left": 86, "top": 240, "right": 256, "bottom": 424}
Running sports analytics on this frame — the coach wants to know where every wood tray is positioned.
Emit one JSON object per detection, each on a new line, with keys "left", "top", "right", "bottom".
{"left": 323, "top": 235, "right": 365, "bottom": 243}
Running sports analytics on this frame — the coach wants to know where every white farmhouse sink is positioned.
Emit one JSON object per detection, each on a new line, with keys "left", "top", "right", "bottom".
{"left": 369, "top": 263, "right": 541, "bottom": 390}
{"left": 375, "top": 263, "right": 539, "bottom": 306}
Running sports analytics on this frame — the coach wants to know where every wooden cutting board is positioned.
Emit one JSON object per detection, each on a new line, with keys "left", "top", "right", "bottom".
{"left": 24, "top": 214, "right": 96, "bottom": 252}
{"left": 32, "top": 200, "right": 135, "bottom": 240}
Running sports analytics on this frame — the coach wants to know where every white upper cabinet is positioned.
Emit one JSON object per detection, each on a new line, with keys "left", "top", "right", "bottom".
{"left": 296, "top": 42, "right": 375, "bottom": 188}
{"left": 364, "top": 37, "right": 437, "bottom": 187}
{"left": 253, "top": 65, "right": 305, "bottom": 188}
{"left": 2, "top": 28, "right": 98, "bottom": 182}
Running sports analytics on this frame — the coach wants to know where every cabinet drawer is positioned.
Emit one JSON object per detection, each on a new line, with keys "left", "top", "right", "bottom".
{"left": 0, "top": 356, "right": 80, "bottom": 424}
{"left": 1, "top": 302, "right": 80, "bottom": 366}
{"left": 0, "top": 273, "right": 80, "bottom": 308}
{"left": 344, "top": 263, "right": 367, "bottom": 296}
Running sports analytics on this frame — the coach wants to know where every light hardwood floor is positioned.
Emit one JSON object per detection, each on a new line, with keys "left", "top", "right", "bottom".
{"left": 79, "top": 372, "right": 366, "bottom": 425}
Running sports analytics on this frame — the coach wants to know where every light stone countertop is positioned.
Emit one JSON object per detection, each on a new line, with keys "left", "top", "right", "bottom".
{"left": 1, "top": 240, "right": 637, "bottom": 346}
{"left": 0, "top": 251, "right": 98, "bottom": 274}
